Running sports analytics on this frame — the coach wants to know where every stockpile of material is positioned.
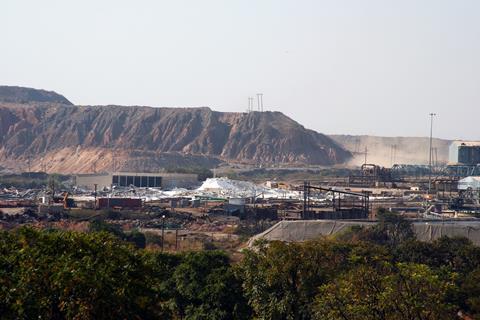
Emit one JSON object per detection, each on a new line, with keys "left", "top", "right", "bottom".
{"left": 72, "top": 177, "right": 303, "bottom": 202}
{"left": 197, "top": 178, "right": 265, "bottom": 197}
{"left": 197, "top": 178, "right": 300, "bottom": 199}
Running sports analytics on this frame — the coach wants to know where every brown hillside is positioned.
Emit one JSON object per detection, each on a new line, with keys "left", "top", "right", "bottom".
{"left": 0, "top": 87, "right": 350, "bottom": 173}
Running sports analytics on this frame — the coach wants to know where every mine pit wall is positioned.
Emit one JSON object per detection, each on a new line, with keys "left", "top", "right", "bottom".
{"left": 249, "top": 220, "right": 480, "bottom": 246}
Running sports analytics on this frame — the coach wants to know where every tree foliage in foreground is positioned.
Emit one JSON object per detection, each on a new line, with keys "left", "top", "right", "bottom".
{"left": 238, "top": 239, "right": 385, "bottom": 319}
{"left": 0, "top": 227, "right": 249, "bottom": 320}
{"left": 314, "top": 262, "right": 456, "bottom": 320}
{"left": 0, "top": 228, "right": 151, "bottom": 319}
{"left": 1, "top": 212, "right": 480, "bottom": 319}
{"left": 239, "top": 212, "right": 480, "bottom": 320}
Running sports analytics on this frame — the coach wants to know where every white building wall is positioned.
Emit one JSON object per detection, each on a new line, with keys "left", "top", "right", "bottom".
{"left": 161, "top": 173, "right": 199, "bottom": 189}
{"left": 75, "top": 173, "right": 112, "bottom": 190}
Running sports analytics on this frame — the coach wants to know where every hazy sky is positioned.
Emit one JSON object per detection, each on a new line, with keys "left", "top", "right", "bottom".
{"left": 2, "top": 0, "right": 479, "bottom": 140}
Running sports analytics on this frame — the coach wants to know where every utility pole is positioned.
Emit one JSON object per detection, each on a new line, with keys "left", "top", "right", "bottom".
{"left": 256, "top": 93, "right": 263, "bottom": 112}
{"left": 41, "top": 112, "right": 47, "bottom": 174}
{"left": 161, "top": 214, "right": 166, "bottom": 252}
{"left": 428, "top": 113, "right": 436, "bottom": 194}
{"left": 390, "top": 144, "right": 397, "bottom": 167}
{"left": 175, "top": 229, "right": 178, "bottom": 251}
{"left": 107, "top": 183, "right": 112, "bottom": 209}
{"left": 303, "top": 181, "right": 310, "bottom": 219}
{"left": 26, "top": 130, "right": 31, "bottom": 177}
{"left": 248, "top": 97, "right": 254, "bottom": 112}
{"left": 94, "top": 184, "right": 98, "bottom": 210}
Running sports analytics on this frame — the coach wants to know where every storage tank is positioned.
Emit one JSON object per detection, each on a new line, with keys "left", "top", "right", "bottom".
{"left": 449, "top": 141, "right": 480, "bottom": 164}
{"left": 458, "top": 145, "right": 480, "bottom": 165}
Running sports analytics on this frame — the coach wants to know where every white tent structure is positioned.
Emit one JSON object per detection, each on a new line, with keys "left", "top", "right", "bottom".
{"left": 458, "top": 176, "right": 480, "bottom": 191}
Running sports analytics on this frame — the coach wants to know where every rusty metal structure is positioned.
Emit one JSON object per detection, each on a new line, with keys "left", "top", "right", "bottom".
{"left": 348, "top": 164, "right": 395, "bottom": 187}
{"left": 302, "top": 181, "right": 369, "bottom": 220}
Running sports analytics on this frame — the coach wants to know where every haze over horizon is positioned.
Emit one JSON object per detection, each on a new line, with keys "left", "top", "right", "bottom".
{"left": 2, "top": 0, "right": 479, "bottom": 141}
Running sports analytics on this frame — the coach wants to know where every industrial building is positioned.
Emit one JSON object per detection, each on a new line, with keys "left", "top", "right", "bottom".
{"left": 75, "top": 172, "right": 199, "bottom": 190}
{"left": 449, "top": 141, "right": 480, "bottom": 165}
{"left": 458, "top": 176, "right": 480, "bottom": 191}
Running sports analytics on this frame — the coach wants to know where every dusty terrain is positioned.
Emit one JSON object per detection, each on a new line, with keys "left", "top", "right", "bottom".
{"left": 0, "top": 87, "right": 351, "bottom": 173}
{"left": 330, "top": 134, "right": 451, "bottom": 167}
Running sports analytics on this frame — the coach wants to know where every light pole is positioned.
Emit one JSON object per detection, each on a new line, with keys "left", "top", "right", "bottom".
{"left": 161, "top": 214, "right": 166, "bottom": 252}
{"left": 94, "top": 184, "right": 98, "bottom": 210}
{"left": 428, "top": 113, "right": 436, "bottom": 194}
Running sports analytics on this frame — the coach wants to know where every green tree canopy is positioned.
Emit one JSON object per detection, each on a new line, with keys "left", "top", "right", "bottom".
{"left": 314, "top": 262, "right": 457, "bottom": 320}
{"left": 0, "top": 227, "right": 154, "bottom": 319}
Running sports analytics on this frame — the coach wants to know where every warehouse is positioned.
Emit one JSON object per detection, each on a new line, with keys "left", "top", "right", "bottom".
{"left": 75, "top": 172, "right": 198, "bottom": 190}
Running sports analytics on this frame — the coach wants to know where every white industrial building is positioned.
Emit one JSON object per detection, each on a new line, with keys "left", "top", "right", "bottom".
{"left": 75, "top": 172, "right": 199, "bottom": 190}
